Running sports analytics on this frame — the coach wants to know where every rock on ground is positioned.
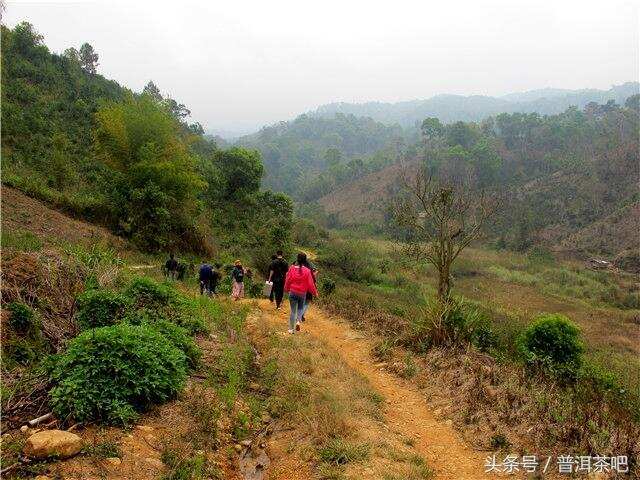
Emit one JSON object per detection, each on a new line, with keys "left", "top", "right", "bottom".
{"left": 23, "top": 429, "right": 83, "bottom": 459}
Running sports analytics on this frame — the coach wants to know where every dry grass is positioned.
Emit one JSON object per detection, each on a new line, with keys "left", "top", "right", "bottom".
{"left": 1, "top": 250, "right": 84, "bottom": 348}
{"left": 252, "top": 318, "right": 381, "bottom": 444}
{"left": 248, "top": 313, "right": 433, "bottom": 480}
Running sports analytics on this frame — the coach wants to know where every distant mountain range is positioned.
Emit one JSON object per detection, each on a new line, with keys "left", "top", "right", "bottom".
{"left": 311, "top": 82, "right": 639, "bottom": 127}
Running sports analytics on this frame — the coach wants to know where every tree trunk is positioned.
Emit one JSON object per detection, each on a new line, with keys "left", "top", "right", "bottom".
{"left": 437, "top": 265, "right": 451, "bottom": 303}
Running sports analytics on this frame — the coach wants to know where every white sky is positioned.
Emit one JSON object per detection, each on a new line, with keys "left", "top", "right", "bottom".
{"left": 4, "top": 0, "right": 639, "bottom": 135}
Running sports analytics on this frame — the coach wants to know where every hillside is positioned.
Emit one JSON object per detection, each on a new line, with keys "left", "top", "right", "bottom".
{"left": 1, "top": 187, "right": 126, "bottom": 250}
{"left": 1, "top": 22, "right": 293, "bottom": 265}
{"left": 312, "top": 82, "right": 639, "bottom": 127}
{"left": 237, "top": 113, "right": 411, "bottom": 198}
{"left": 0, "top": 167, "right": 497, "bottom": 480}
{"left": 317, "top": 101, "right": 640, "bottom": 262}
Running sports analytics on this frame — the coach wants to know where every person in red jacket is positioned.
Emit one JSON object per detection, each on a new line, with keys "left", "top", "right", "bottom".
{"left": 284, "top": 252, "right": 318, "bottom": 334}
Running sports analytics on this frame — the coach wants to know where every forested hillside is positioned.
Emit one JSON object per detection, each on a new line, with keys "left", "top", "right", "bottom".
{"left": 312, "top": 82, "right": 639, "bottom": 126}
{"left": 318, "top": 100, "right": 640, "bottom": 264}
{"left": 1, "top": 22, "right": 292, "bottom": 262}
{"left": 237, "top": 113, "right": 414, "bottom": 200}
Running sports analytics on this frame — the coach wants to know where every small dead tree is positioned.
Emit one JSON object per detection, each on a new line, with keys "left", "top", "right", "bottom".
{"left": 392, "top": 166, "right": 497, "bottom": 304}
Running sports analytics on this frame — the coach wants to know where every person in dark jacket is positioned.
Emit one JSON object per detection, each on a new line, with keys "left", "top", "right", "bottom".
{"left": 165, "top": 253, "right": 179, "bottom": 280}
{"left": 268, "top": 250, "right": 289, "bottom": 309}
{"left": 268, "top": 255, "right": 277, "bottom": 303}
{"left": 211, "top": 263, "right": 222, "bottom": 295}
{"left": 199, "top": 261, "right": 213, "bottom": 295}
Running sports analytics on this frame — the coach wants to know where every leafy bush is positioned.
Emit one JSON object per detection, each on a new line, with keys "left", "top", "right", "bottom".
{"left": 319, "top": 276, "right": 336, "bottom": 296}
{"left": 125, "top": 277, "right": 176, "bottom": 309}
{"left": 407, "top": 298, "right": 495, "bottom": 350}
{"left": 75, "top": 289, "right": 131, "bottom": 329}
{"left": 49, "top": 323, "right": 187, "bottom": 425}
{"left": 149, "top": 320, "right": 201, "bottom": 369}
{"left": 124, "top": 277, "right": 206, "bottom": 334}
{"left": 517, "top": 314, "right": 584, "bottom": 381}
{"left": 318, "top": 239, "right": 376, "bottom": 283}
{"left": 7, "top": 302, "right": 38, "bottom": 334}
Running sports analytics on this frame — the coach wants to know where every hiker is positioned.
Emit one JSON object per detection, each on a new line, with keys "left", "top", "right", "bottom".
{"left": 299, "top": 256, "right": 318, "bottom": 322}
{"left": 284, "top": 252, "right": 318, "bottom": 334}
{"left": 231, "top": 260, "right": 245, "bottom": 300}
{"left": 165, "top": 253, "right": 179, "bottom": 280}
{"left": 268, "top": 250, "right": 289, "bottom": 309}
{"left": 268, "top": 255, "right": 277, "bottom": 303}
{"left": 211, "top": 263, "right": 222, "bottom": 296}
{"left": 198, "top": 261, "right": 213, "bottom": 295}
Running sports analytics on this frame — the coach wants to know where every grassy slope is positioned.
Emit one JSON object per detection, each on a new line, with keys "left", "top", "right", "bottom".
{"left": 1, "top": 188, "right": 437, "bottom": 479}
{"left": 323, "top": 238, "right": 640, "bottom": 393}
{"left": 317, "top": 161, "right": 640, "bottom": 261}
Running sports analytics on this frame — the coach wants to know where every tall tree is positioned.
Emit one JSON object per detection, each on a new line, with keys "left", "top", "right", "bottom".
{"left": 142, "top": 80, "right": 163, "bottom": 102}
{"left": 393, "top": 167, "right": 496, "bottom": 303}
{"left": 79, "top": 42, "right": 99, "bottom": 74}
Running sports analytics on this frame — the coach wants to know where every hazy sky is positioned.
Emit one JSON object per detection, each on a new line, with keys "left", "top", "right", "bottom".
{"left": 4, "top": 0, "right": 639, "bottom": 135}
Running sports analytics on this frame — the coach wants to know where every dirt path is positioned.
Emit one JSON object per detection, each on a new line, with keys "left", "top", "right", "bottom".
{"left": 254, "top": 298, "right": 493, "bottom": 480}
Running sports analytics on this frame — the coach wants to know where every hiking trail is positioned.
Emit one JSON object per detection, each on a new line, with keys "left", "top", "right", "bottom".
{"left": 252, "top": 298, "right": 494, "bottom": 480}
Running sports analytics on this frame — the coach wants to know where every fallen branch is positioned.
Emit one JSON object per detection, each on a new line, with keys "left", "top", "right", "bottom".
{"left": 28, "top": 412, "right": 53, "bottom": 427}
{"left": 0, "top": 462, "right": 19, "bottom": 476}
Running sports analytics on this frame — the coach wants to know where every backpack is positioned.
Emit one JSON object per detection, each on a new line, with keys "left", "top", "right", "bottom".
{"left": 233, "top": 268, "right": 244, "bottom": 283}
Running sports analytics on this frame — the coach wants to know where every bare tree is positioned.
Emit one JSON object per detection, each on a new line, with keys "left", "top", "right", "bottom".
{"left": 392, "top": 165, "right": 497, "bottom": 303}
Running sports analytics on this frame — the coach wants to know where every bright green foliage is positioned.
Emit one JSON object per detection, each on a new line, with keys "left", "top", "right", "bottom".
{"left": 49, "top": 323, "right": 187, "bottom": 425}
{"left": 124, "top": 277, "right": 206, "bottom": 334}
{"left": 75, "top": 289, "right": 131, "bottom": 329}
{"left": 94, "top": 94, "right": 206, "bottom": 251}
{"left": 517, "top": 314, "right": 584, "bottom": 380}
{"left": 148, "top": 320, "right": 201, "bottom": 369}
{"left": 125, "top": 276, "right": 177, "bottom": 309}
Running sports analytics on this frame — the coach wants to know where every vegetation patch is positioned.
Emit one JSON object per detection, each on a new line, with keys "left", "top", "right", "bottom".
{"left": 517, "top": 313, "right": 584, "bottom": 381}
{"left": 48, "top": 323, "right": 187, "bottom": 425}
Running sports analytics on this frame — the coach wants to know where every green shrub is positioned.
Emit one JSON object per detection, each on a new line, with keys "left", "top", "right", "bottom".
{"left": 7, "top": 302, "right": 38, "bottom": 334}
{"left": 150, "top": 320, "right": 201, "bottom": 369}
{"left": 170, "top": 299, "right": 208, "bottom": 334}
{"left": 49, "top": 323, "right": 187, "bottom": 425}
{"left": 76, "top": 289, "right": 131, "bottom": 329}
{"left": 125, "top": 277, "right": 176, "bottom": 309}
{"left": 318, "top": 239, "right": 376, "bottom": 283}
{"left": 517, "top": 313, "right": 584, "bottom": 381}
{"left": 319, "top": 276, "right": 336, "bottom": 296}
{"left": 408, "top": 298, "right": 495, "bottom": 350}
{"left": 125, "top": 277, "right": 207, "bottom": 334}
